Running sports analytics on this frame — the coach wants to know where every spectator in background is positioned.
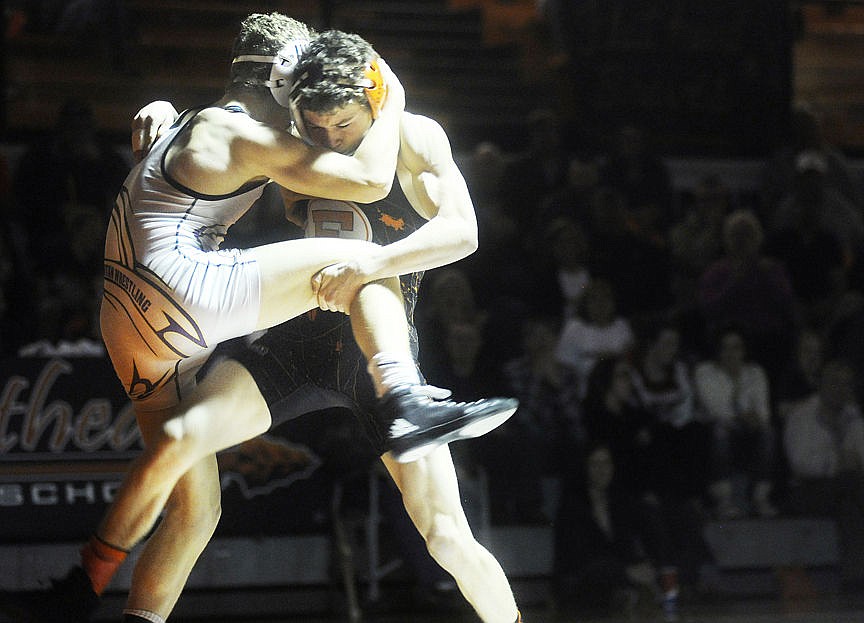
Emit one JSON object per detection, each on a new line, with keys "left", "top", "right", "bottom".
{"left": 669, "top": 176, "right": 731, "bottom": 276}
{"left": 488, "top": 314, "right": 583, "bottom": 523}
{"left": 668, "top": 175, "right": 731, "bottom": 347}
{"left": 533, "top": 154, "right": 600, "bottom": 240}
{"left": 584, "top": 186, "right": 674, "bottom": 316}
{"left": 553, "top": 442, "right": 680, "bottom": 622}
{"left": 416, "top": 267, "right": 496, "bottom": 378}
{"left": 820, "top": 282, "right": 864, "bottom": 383}
{"left": 594, "top": 124, "right": 677, "bottom": 318}
{"left": 535, "top": 0, "right": 582, "bottom": 68}
{"left": 556, "top": 278, "right": 634, "bottom": 397}
{"left": 697, "top": 209, "right": 795, "bottom": 384}
{"left": 772, "top": 150, "right": 864, "bottom": 257}
{"left": 630, "top": 319, "right": 710, "bottom": 504}
{"left": 499, "top": 107, "right": 571, "bottom": 237}
{"left": 783, "top": 359, "right": 864, "bottom": 591}
{"left": 772, "top": 327, "right": 826, "bottom": 497}
{"left": 581, "top": 356, "right": 669, "bottom": 508}
{"left": 12, "top": 98, "right": 129, "bottom": 269}
{"left": 463, "top": 141, "right": 507, "bottom": 206}
{"left": 694, "top": 327, "right": 777, "bottom": 519}
{"left": 775, "top": 327, "right": 825, "bottom": 421}
{"left": 417, "top": 268, "right": 484, "bottom": 333}
{"left": 766, "top": 152, "right": 862, "bottom": 325}
{"left": 540, "top": 217, "right": 593, "bottom": 320}
{"left": 422, "top": 315, "right": 502, "bottom": 404}
{"left": 11, "top": 97, "right": 130, "bottom": 346}
{"left": 761, "top": 102, "right": 862, "bottom": 221}
{"left": 458, "top": 141, "right": 533, "bottom": 316}
{"left": 623, "top": 320, "right": 713, "bottom": 597}
{"left": 630, "top": 320, "right": 697, "bottom": 430}
{"left": 598, "top": 123, "right": 674, "bottom": 246}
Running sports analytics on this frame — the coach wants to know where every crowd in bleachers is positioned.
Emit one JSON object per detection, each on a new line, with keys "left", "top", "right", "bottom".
{"left": 413, "top": 104, "right": 864, "bottom": 616}
{"left": 0, "top": 98, "right": 130, "bottom": 358}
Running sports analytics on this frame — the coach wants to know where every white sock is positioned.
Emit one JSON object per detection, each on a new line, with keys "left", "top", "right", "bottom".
{"left": 367, "top": 352, "right": 421, "bottom": 397}
{"left": 123, "top": 610, "right": 166, "bottom": 623}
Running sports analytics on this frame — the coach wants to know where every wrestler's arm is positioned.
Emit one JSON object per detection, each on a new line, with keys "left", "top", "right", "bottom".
{"left": 314, "top": 112, "right": 478, "bottom": 303}
{"left": 130, "top": 104, "right": 312, "bottom": 225}
{"left": 373, "top": 112, "right": 479, "bottom": 274}
{"left": 134, "top": 60, "right": 405, "bottom": 203}
{"left": 234, "top": 107, "right": 402, "bottom": 203}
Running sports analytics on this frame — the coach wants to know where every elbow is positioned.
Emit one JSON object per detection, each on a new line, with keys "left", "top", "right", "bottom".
{"left": 463, "top": 231, "right": 479, "bottom": 256}
{"left": 448, "top": 215, "right": 478, "bottom": 258}
{"left": 463, "top": 219, "right": 479, "bottom": 254}
{"left": 454, "top": 228, "right": 478, "bottom": 259}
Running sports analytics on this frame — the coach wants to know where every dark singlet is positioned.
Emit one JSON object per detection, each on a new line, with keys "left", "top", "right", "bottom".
{"left": 228, "top": 176, "right": 427, "bottom": 452}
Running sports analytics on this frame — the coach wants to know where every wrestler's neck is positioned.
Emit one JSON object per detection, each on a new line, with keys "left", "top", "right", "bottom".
{"left": 214, "top": 91, "right": 284, "bottom": 127}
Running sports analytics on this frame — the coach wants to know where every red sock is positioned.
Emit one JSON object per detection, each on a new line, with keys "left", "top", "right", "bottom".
{"left": 660, "top": 566, "right": 679, "bottom": 597}
{"left": 80, "top": 535, "right": 128, "bottom": 595}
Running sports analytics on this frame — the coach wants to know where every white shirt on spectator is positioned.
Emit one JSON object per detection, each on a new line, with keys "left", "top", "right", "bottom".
{"left": 631, "top": 360, "right": 696, "bottom": 429}
{"left": 784, "top": 394, "right": 864, "bottom": 479}
{"left": 555, "top": 316, "right": 633, "bottom": 393}
{"left": 693, "top": 360, "right": 771, "bottom": 427}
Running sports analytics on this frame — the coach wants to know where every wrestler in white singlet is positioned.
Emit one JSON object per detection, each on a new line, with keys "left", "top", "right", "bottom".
{"left": 101, "top": 107, "right": 268, "bottom": 410}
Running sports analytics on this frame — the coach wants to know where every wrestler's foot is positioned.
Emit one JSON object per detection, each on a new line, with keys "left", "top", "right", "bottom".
{"left": 0, "top": 566, "right": 99, "bottom": 623}
{"left": 379, "top": 386, "right": 518, "bottom": 463}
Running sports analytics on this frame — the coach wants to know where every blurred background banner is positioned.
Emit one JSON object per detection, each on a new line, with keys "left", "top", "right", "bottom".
{"left": 0, "top": 355, "right": 139, "bottom": 542}
{"left": 0, "top": 355, "right": 370, "bottom": 541}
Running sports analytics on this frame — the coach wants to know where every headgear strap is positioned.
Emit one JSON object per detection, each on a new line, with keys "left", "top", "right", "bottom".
{"left": 231, "top": 40, "right": 308, "bottom": 109}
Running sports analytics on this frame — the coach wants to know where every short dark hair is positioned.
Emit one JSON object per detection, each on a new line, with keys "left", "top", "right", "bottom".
{"left": 229, "top": 13, "right": 314, "bottom": 89}
{"left": 291, "top": 30, "right": 376, "bottom": 114}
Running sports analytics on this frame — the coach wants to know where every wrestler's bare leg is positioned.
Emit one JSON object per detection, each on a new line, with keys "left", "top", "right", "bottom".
{"left": 94, "top": 361, "right": 267, "bottom": 619}
{"left": 96, "top": 360, "right": 270, "bottom": 551}
{"left": 96, "top": 238, "right": 409, "bottom": 619}
{"left": 382, "top": 446, "right": 520, "bottom": 623}
{"left": 344, "top": 278, "right": 413, "bottom": 354}
{"left": 97, "top": 238, "right": 398, "bottom": 548}
{"left": 254, "top": 237, "right": 409, "bottom": 343}
{"left": 124, "top": 455, "right": 220, "bottom": 617}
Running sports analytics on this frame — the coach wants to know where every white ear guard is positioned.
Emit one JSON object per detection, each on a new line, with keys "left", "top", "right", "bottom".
{"left": 232, "top": 40, "right": 308, "bottom": 109}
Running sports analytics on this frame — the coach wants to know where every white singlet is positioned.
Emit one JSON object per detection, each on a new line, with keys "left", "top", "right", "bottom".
{"left": 101, "top": 108, "right": 267, "bottom": 411}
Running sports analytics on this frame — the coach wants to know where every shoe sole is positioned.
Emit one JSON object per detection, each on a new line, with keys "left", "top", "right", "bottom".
{"left": 390, "top": 406, "right": 517, "bottom": 463}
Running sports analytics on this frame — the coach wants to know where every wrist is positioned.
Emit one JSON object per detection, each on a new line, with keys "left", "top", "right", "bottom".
{"left": 358, "top": 251, "right": 388, "bottom": 284}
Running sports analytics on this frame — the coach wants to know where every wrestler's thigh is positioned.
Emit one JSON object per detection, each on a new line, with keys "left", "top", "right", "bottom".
{"left": 253, "top": 237, "right": 379, "bottom": 329}
{"left": 137, "top": 359, "right": 272, "bottom": 462}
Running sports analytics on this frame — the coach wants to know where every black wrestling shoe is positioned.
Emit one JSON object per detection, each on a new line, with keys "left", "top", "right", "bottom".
{"left": 0, "top": 566, "right": 99, "bottom": 623}
{"left": 379, "top": 387, "right": 518, "bottom": 463}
